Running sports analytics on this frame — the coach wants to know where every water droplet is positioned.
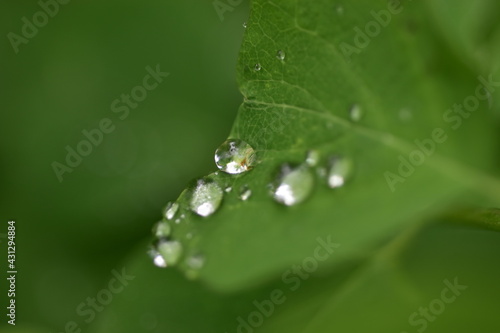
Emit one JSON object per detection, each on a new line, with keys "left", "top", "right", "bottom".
{"left": 152, "top": 221, "right": 171, "bottom": 238}
{"left": 239, "top": 185, "right": 252, "bottom": 201}
{"left": 150, "top": 238, "right": 183, "bottom": 267}
{"left": 336, "top": 5, "right": 344, "bottom": 15}
{"left": 243, "top": 22, "right": 247, "bottom": 28}
{"left": 189, "top": 179, "right": 224, "bottom": 217}
{"left": 305, "top": 150, "right": 320, "bottom": 167}
{"left": 349, "top": 104, "right": 362, "bottom": 122}
{"left": 148, "top": 248, "right": 167, "bottom": 268}
{"left": 163, "top": 202, "right": 179, "bottom": 220}
{"left": 272, "top": 164, "right": 315, "bottom": 206}
{"left": 215, "top": 139, "right": 256, "bottom": 174}
{"left": 184, "top": 254, "right": 205, "bottom": 280}
{"left": 276, "top": 50, "right": 285, "bottom": 61}
{"left": 327, "top": 156, "right": 353, "bottom": 188}
{"left": 225, "top": 186, "right": 233, "bottom": 193}
{"left": 254, "top": 63, "right": 261, "bottom": 71}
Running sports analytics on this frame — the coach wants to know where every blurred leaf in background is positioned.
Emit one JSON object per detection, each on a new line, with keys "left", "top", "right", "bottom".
{"left": 0, "top": 0, "right": 248, "bottom": 331}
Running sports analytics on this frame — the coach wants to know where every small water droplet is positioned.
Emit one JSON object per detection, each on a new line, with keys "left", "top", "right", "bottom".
{"left": 272, "top": 164, "right": 315, "bottom": 206}
{"left": 243, "top": 22, "right": 247, "bottom": 28}
{"left": 305, "top": 150, "right": 320, "bottom": 167}
{"left": 152, "top": 221, "right": 171, "bottom": 238}
{"left": 239, "top": 185, "right": 252, "bottom": 201}
{"left": 225, "top": 186, "right": 233, "bottom": 193}
{"left": 327, "top": 155, "right": 353, "bottom": 188}
{"left": 189, "top": 179, "right": 224, "bottom": 217}
{"left": 184, "top": 254, "right": 205, "bottom": 280}
{"left": 254, "top": 63, "right": 261, "bottom": 71}
{"left": 276, "top": 50, "right": 285, "bottom": 61}
{"left": 215, "top": 139, "right": 256, "bottom": 174}
{"left": 148, "top": 248, "right": 167, "bottom": 268}
{"left": 150, "top": 238, "right": 183, "bottom": 267}
{"left": 349, "top": 104, "right": 362, "bottom": 122}
{"left": 163, "top": 202, "right": 179, "bottom": 220}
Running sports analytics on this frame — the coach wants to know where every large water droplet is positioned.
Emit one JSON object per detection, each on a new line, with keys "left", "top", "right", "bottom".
{"left": 327, "top": 156, "right": 353, "bottom": 188}
{"left": 272, "top": 164, "right": 315, "bottom": 206}
{"left": 215, "top": 139, "right": 256, "bottom": 174}
{"left": 276, "top": 50, "right": 285, "bottom": 61}
{"left": 305, "top": 150, "right": 320, "bottom": 167}
{"left": 254, "top": 63, "right": 261, "bottom": 71}
{"left": 163, "top": 202, "right": 179, "bottom": 220}
{"left": 239, "top": 185, "right": 252, "bottom": 201}
{"left": 152, "top": 221, "right": 171, "bottom": 238}
{"left": 349, "top": 104, "right": 362, "bottom": 122}
{"left": 189, "top": 179, "right": 224, "bottom": 217}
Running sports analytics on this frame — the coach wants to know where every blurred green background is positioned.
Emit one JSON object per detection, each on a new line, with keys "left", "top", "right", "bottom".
{"left": 0, "top": 0, "right": 249, "bottom": 331}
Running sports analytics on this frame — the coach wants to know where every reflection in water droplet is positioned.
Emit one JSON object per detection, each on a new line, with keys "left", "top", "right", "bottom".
{"left": 225, "top": 186, "right": 233, "bottom": 193}
{"left": 305, "top": 150, "right": 320, "bottom": 167}
{"left": 215, "top": 139, "right": 256, "bottom": 174}
{"left": 163, "top": 202, "right": 179, "bottom": 220}
{"left": 349, "top": 104, "right": 362, "bottom": 122}
{"left": 272, "top": 164, "right": 314, "bottom": 206}
{"left": 276, "top": 50, "right": 285, "bottom": 61}
{"left": 152, "top": 221, "right": 171, "bottom": 238}
{"left": 254, "top": 63, "right": 261, "bottom": 71}
{"left": 327, "top": 156, "right": 353, "bottom": 188}
{"left": 239, "top": 185, "right": 252, "bottom": 201}
{"left": 189, "top": 180, "right": 224, "bottom": 217}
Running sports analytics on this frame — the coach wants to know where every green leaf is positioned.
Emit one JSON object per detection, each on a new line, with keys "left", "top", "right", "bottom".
{"left": 161, "top": 0, "right": 500, "bottom": 291}
{"left": 89, "top": 221, "right": 500, "bottom": 333}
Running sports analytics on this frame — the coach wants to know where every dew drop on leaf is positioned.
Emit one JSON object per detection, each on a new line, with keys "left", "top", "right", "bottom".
{"left": 239, "top": 185, "right": 252, "bottom": 201}
{"left": 189, "top": 179, "right": 224, "bottom": 217}
{"left": 272, "top": 164, "right": 315, "bottom": 206}
{"left": 163, "top": 201, "right": 179, "bottom": 220}
{"left": 327, "top": 155, "right": 353, "bottom": 188}
{"left": 276, "top": 50, "right": 285, "bottom": 61}
{"left": 305, "top": 150, "right": 321, "bottom": 167}
{"left": 349, "top": 104, "right": 362, "bottom": 122}
{"left": 149, "top": 238, "right": 183, "bottom": 268}
{"left": 243, "top": 21, "right": 247, "bottom": 28}
{"left": 214, "top": 139, "right": 256, "bottom": 174}
{"left": 184, "top": 254, "right": 205, "bottom": 280}
{"left": 152, "top": 221, "right": 171, "bottom": 238}
{"left": 254, "top": 63, "right": 261, "bottom": 71}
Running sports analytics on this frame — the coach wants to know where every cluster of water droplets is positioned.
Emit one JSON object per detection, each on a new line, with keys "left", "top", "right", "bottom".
{"left": 151, "top": 137, "right": 354, "bottom": 275}
{"left": 270, "top": 150, "right": 353, "bottom": 206}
